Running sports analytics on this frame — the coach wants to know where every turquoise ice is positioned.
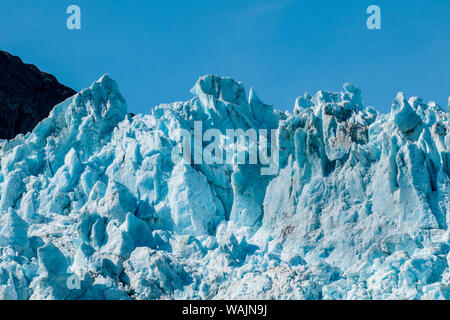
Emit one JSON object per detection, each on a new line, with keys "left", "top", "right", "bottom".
{"left": 0, "top": 74, "right": 448, "bottom": 299}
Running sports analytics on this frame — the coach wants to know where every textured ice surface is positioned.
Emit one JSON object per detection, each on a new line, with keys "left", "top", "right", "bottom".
{"left": 0, "top": 74, "right": 448, "bottom": 300}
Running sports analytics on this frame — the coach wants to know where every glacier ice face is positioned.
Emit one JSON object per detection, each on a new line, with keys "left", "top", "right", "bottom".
{"left": 0, "top": 74, "right": 448, "bottom": 300}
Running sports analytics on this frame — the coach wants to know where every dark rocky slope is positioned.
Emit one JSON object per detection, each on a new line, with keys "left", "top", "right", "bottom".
{"left": 0, "top": 51, "right": 76, "bottom": 139}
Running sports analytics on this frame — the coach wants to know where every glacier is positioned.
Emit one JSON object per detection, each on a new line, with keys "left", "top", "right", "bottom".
{"left": 0, "top": 74, "right": 448, "bottom": 300}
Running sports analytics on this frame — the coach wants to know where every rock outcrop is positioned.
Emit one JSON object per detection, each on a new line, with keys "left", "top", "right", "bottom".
{"left": 0, "top": 51, "right": 76, "bottom": 140}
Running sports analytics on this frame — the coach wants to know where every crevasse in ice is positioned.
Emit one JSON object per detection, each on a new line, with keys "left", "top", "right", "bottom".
{"left": 0, "top": 74, "right": 448, "bottom": 299}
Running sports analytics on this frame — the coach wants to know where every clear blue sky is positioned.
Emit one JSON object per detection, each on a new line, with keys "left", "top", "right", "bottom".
{"left": 1, "top": 0, "right": 449, "bottom": 114}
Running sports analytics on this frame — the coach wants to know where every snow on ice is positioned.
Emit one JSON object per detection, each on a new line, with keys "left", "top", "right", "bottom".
{"left": 0, "top": 74, "right": 448, "bottom": 299}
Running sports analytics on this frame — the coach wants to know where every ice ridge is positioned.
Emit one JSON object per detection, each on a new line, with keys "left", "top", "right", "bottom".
{"left": 0, "top": 74, "right": 448, "bottom": 300}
